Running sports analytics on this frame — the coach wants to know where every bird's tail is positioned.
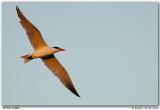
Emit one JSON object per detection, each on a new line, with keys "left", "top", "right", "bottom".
{"left": 21, "top": 54, "right": 32, "bottom": 63}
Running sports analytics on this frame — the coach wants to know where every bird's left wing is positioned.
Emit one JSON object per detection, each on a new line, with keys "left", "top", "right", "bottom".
{"left": 16, "top": 6, "right": 48, "bottom": 50}
{"left": 41, "top": 54, "right": 80, "bottom": 97}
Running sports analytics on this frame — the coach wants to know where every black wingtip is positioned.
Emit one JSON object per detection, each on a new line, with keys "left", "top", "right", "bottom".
{"left": 16, "top": 5, "right": 29, "bottom": 23}
{"left": 16, "top": 5, "right": 21, "bottom": 17}
{"left": 16, "top": 5, "right": 18, "bottom": 9}
{"left": 73, "top": 90, "right": 80, "bottom": 97}
{"left": 67, "top": 83, "right": 80, "bottom": 97}
{"left": 16, "top": 5, "right": 20, "bottom": 12}
{"left": 75, "top": 93, "right": 80, "bottom": 97}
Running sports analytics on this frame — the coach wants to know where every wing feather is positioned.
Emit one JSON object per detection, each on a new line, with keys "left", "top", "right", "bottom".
{"left": 41, "top": 55, "right": 80, "bottom": 97}
{"left": 16, "top": 6, "right": 47, "bottom": 50}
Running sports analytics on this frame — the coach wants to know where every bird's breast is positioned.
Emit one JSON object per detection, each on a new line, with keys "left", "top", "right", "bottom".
{"left": 32, "top": 48, "right": 56, "bottom": 58}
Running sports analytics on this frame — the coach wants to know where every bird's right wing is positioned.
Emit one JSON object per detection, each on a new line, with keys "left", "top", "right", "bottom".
{"left": 16, "top": 6, "right": 48, "bottom": 50}
{"left": 41, "top": 54, "right": 80, "bottom": 97}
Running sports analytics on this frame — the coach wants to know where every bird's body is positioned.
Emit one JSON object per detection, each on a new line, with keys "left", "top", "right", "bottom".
{"left": 31, "top": 47, "right": 57, "bottom": 58}
{"left": 16, "top": 6, "right": 80, "bottom": 97}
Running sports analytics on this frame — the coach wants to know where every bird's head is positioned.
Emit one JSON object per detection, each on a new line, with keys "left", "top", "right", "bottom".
{"left": 52, "top": 46, "right": 65, "bottom": 52}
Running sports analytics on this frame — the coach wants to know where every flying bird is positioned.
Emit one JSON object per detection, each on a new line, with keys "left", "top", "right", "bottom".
{"left": 16, "top": 6, "right": 80, "bottom": 97}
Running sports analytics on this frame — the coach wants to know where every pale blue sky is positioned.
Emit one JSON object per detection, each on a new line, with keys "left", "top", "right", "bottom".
{"left": 2, "top": 2, "right": 158, "bottom": 105}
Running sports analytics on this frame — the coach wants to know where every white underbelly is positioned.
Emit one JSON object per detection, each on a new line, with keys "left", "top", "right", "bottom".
{"left": 31, "top": 47, "right": 56, "bottom": 58}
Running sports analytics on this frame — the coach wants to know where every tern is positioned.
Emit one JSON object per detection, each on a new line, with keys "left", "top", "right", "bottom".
{"left": 16, "top": 6, "right": 80, "bottom": 97}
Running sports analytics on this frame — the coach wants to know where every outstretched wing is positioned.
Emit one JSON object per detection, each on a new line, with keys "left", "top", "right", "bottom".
{"left": 16, "top": 6, "right": 48, "bottom": 50}
{"left": 41, "top": 54, "right": 80, "bottom": 97}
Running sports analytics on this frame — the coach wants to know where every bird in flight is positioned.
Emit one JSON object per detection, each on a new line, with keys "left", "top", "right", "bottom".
{"left": 16, "top": 6, "right": 80, "bottom": 97}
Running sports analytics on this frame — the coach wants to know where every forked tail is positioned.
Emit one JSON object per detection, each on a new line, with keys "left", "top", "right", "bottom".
{"left": 21, "top": 54, "right": 32, "bottom": 63}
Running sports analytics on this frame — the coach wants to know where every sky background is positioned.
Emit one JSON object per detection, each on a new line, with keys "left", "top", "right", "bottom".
{"left": 2, "top": 2, "right": 158, "bottom": 105}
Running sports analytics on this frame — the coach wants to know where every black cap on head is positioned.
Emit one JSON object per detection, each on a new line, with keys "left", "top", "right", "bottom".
{"left": 52, "top": 46, "right": 65, "bottom": 51}
{"left": 53, "top": 46, "right": 60, "bottom": 49}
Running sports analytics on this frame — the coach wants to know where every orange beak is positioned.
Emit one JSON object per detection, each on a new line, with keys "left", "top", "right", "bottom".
{"left": 59, "top": 48, "right": 65, "bottom": 51}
